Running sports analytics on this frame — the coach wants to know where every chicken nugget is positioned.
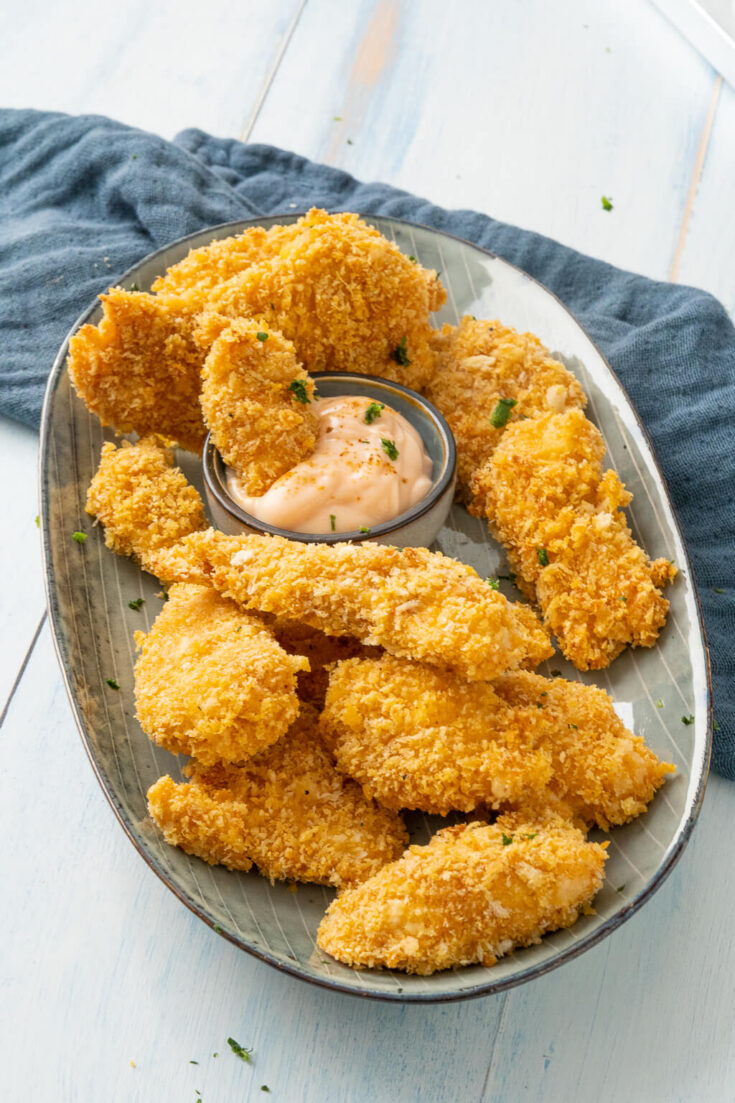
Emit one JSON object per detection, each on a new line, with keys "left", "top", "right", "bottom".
{"left": 321, "top": 656, "right": 672, "bottom": 826}
{"left": 152, "top": 530, "right": 553, "bottom": 682}
{"left": 134, "top": 583, "right": 307, "bottom": 765}
{"left": 146, "top": 707, "right": 408, "bottom": 887}
{"left": 472, "top": 408, "right": 676, "bottom": 669}
{"left": 198, "top": 209, "right": 444, "bottom": 391}
{"left": 317, "top": 816, "right": 608, "bottom": 974}
{"left": 67, "top": 288, "right": 206, "bottom": 451}
{"left": 200, "top": 318, "right": 318, "bottom": 494}
{"left": 86, "top": 437, "right": 207, "bottom": 576}
{"left": 426, "top": 316, "right": 586, "bottom": 500}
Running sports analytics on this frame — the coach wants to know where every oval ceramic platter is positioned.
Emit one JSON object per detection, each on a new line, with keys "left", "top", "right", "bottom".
{"left": 40, "top": 215, "right": 711, "bottom": 1003}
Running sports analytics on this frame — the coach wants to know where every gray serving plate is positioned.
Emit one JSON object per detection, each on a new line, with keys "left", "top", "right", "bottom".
{"left": 39, "top": 215, "right": 711, "bottom": 1003}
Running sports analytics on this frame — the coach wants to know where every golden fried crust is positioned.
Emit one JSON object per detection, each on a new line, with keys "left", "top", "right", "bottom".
{"left": 67, "top": 289, "right": 206, "bottom": 451}
{"left": 134, "top": 584, "right": 307, "bottom": 765}
{"left": 321, "top": 656, "right": 673, "bottom": 826}
{"left": 274, "top": 620, "right": 381, "bottom": 709}
{"left": 146, "top": 708, "right": 408, "bottom": 887}
{"left": 199, "top": 209, "right": 444, "bottom": 391}
{"left": 200, "top": 318, "right": 318, "bottom": 494}
{"left": 153, "top": 530, "right": 553, "bottom": 682}
{"left": 426, "top": 317, "right": 586, "bottom": 500}
{"left": 321, "top": 655, "right": 553, "bottom": 815}
{"left": 472, "top": 409, "right": 676, "bottom": 670}
{"left": 85, "top": 437, "right": 207, "bottom": 575}
{"left": 317, "top": 817, "right": 608, "bottom": 974}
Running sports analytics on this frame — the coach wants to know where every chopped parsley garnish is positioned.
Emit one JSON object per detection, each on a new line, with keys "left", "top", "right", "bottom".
{"left": 213, "top": 924, "right": 222, "bottom": 934}
{"left": 329, "top": 514, "right": 336, "bottom": 532}
{"left": 619, "top": 595, "right": 627, "bottom": 602}
{"left": 713, "top": 587, "right": 726, "bottom": 594}
{"left": 227, "top": 1038, "right": 252, "bottom": 1063}
{"left": 601, "top": 196, "right": 613, "bottom": 211}
{"left": 34, "top": 515, "right": 39, "bottom": 528}
{"left": 128, "top": 598, "right": 145, "bottom": 610}
{"left": 190, "top": 1060, "right": 199, "bottom": 1065}
{"left": 536, "top": 546, "right": 549, "bottom": 567}
{"left": 129, "top": 280, "right": 139, "bottom": 290}
{"left": 489, "top": 397, "right": 517, "bottom": 429}
{"left": 358, "top": 525, "right": 370, "bottom": 534}
{"left": 72, "top": 531, "right": 87, "bottom": 543}
{"left": 501, "top": 833, "right": 514, "bottom": 846}
{"left": 256, "top": 331, "right": 269, "bottom": 341}
{"left": 407, "top": 255, "right": 417, "bottom": 263}
{"left": 681, "top": 714, "right": 694, "bottom": 725}
{"left": 486, "top": 577, "right": 500, "bottom": 590}
{"left": 497, "top": 573, "right": 516, "bottom": 583}
{"left": 364, "top": 401, "right": 384, "bottom": 424}
{"left": 568, "top": 722, "right": 578, "bottom": 730}
{"left": 714, "top": 721, "right": 720, "bottom": 731}
{"left": 381, "top": 438, "right": 399, "bottom": 461}
{"left": 288, "top": 379, "right": 311, "bottom": 404}
{"left": 525, "top": 833, "right": 537, "bottom": 840}
{"left": 105, "top": 678, "right": 120, "bottom": 690}
{"left": 346, "top": 138, "right": 354, "bottom": 145}
{"left": 261, "top": 1088, "right": 271, "bottom": 1094}
{"left": 392, "top": 336, "right": 411, "bottom": 366}
{"left": 656, "top": 699, "right": 663, "bottom": 709}
{"left": 616, "top": 884, "right": 626, "bottom": 893}
{"left": 333, "top": 115, "right": 342, "bottom": 121}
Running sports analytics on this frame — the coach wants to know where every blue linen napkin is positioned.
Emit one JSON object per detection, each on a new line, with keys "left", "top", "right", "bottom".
{"left": 1, "top": 109, "right": 732, "bottom": 776}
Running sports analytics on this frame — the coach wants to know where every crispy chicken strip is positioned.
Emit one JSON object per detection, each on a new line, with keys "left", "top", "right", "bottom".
{"left": 134, "top": 584, "right": 307, "bottom": 765}
{"left": 146, "top": 707, "right": 408, "bottom": 888}
{"left": 471, "top": 409, "right": 677, "bottom": 669}
{"left": 317, "top": 816, "right": 608, "bottom": 974}
{"left": 426, "top": 316, "right": 586, "bottom": 500}
{"left": 85, "top": 437, "right": 207, "bottom": 576}
{"left": 200, "top": 318, "right": 318, "bottom": 494}
{"left": 152, "top": 530, "right": 553, "bottom": 682}
{"left": 197, "top": 209, "right": 444, "bottom": 391}
{"left": 67, "top": 288, "right": 206, "bottom": 451}
{"left": 321, "top": 656, "right": 674, "bottom": 827}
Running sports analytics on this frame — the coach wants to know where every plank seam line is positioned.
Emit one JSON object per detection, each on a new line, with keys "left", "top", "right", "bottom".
{"left": 238, "top": 0, "right": 309, "bottom": 142}
{"left": 669, "top": 74, "right": 723, "bottom": 283}
{"left": 480, "top": 991, "right": 512, "bottom": 1100}
{"left": 0, "top": 609, "right": 47, "bottom": 731}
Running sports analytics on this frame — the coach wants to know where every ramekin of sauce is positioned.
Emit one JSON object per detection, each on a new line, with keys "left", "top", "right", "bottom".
{"left": 203, "top": 373, "right": 456, "bottom": 548}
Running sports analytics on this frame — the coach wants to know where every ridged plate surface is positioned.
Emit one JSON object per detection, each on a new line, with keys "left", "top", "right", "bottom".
{"left": 40, "top": 216, "right": 711, "bottom": 1002}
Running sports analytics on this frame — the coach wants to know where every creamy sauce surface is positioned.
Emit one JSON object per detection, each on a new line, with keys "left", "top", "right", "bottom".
{"left": 226, "top": 395, "right": 433, "bottom": 534}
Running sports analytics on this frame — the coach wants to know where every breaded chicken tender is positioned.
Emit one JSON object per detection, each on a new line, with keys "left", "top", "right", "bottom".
{"left": 321, "top": 656, "right": 673, "bottom": 826}
{"left": 274, "top": 620, "right": 381, "bottom": 709}
{"left": 317, "top": 816, "right": 608, "bottom": 974}
{"left": 426, "top": 316, "right": 586, "bottom": 500}
{"left": 85, "top": 437, "right": 207, "bottom": 575}
{"left": 146, "top": 707, "right": 408, "bottom": 887}
{"left": 200, "top": 318, "right": 318, "bottom": 494}
{"left": 67, "top": 288, "right": 206, "bottom": 451}
{"left": 472, "top": 409, "right": 676, "bottom": 669}
{"left": 134, "top": 584, "right": 307, "bottom": 765}
{"left": 153, "top": 530, "right": 553, "bottom": 682}
{"left": 198, "top": 209, "right": 444, "bottom": 391}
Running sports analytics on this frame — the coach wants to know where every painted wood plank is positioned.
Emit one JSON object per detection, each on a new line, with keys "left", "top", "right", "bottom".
{"left": 0, "top": 0, "right": 304, "bottom": 142}
{"left": 0, "top": 624, "right": 503, "bottom": 1103}
{"left": 250, "top": 0, "right": 715, "bottom": 281}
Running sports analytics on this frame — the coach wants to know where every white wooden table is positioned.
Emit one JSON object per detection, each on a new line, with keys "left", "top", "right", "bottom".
{"left": 1, "top": 2, "right": 734, "bottom": 1100}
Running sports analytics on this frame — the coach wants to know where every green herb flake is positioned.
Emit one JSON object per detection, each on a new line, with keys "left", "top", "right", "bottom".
{"left": 713, "top": 587, "right": 726, "bottom": 594}
{"left": 391, "top": 336, "right": 411, "bottom": 366}
{"left": 105, "top": 678, "right": 120, "bottom": 690}
{"left": 489, "top": 397, "right": 517, "bottom": 429}
{"left": 497, "top": 573, "right": 516, "bottom": 583}
{"left": 129, "top": 281, "right": 139, "bottom": 290}
{"left": 190, "top": 1060, "right": 199, "bottom": 1065}
{"left": 601, "top": 196, "right": 613, "bottom": 211}
{"left": 656, "top": 699, "right": 664, "bottom": 709}
{"left": 329, "top": 514, "right": 336, "bottom": 532}
{"left": 261, "top": 1089, "right": 271, "bottom": 1094}
{"left": 714, "top": 721, "right": 720, "bottom": 731}
{"left": 407, "top": 255, "right": 417, "bottom": 263}
{"left": 213, "top": 924, "right": 222, "bottom": 933}
{"left": 288, "top": 379, "right": 311, "bottom": 404}
{"left": 364, "top": 401, "right": 384, "bottom": 424}
{"left": 568, "top": 722, "right": 578, "bottom": 730}
{"left": 501, "top": 833, "right": 514, "bottom": 846}
{"left": 72, "top": 531, "right": 87, "bottom": 543}
{"left": 358, "top": 525, "right": 370, "bottom": 534}
{"left": 616, "top": 884, "right": 626, "bottom": 893}
{"left": 34, "top": 515, "right": 39, "bottom": 528}
{"left": 333, "top": 115, "right": 342, "bottom": 121}
{"left": 381, "top": 438, "right": 399, "bottom": 461}
{"left": 486, "top": 577, "right": 500, "bottom": 590}
{"left": 128, "top": 598, "right": 145, "bottom": 611}
{"left": 619, "top": 595, "right": 627, "bottom": 602}
{"left": 525, "top": 833, "right": 537, "bottom": 840}
{"left": 256, "top": 331, "right": 269, "bottom": 342}
{"left": 536, "top": 546, "right": 549, "bottom": 567}
{"left": 681, "top": 714, "right": 694, "bottom": 725}
{"left": 227, "top": 1038, "right": 252, "bottom": 1063}
{"left": 346, "top": 138, "right": 354, "bottom": 145}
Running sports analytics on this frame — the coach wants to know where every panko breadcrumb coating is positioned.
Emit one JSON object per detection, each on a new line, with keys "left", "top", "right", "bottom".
{"left": 146, "top": 707, "right": 408, "bottom": 888}
{"left": 472, "top": 409, "right": 676, "bottom": 669}
{"left": 134, "top": 584, "right": 307, "bottom": 765}
{"left": 274, "top": 620, "right": 381, "bottom": 709}
{"left": 200, "top": 318, "right": 318, "bottom": 494}
{"left": 85, "top": 437, "right": 207, "bottom": 575}
{"left": 321, "top": 656, "right": 673, "bottom": 826}
{"left": 67, "top": 288, "right": 206, "bottom": 451}
{"left": 198, "top": 209, "right": 444, "bottom": 391}
{"left": 317, "top": 816, "right": 608, "bottom": 974}
{"left": 152, "top": 530, "right": 553, "bottom": 682}
{"left": 426, "top": 316, "right": 586, "bottom": 500}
